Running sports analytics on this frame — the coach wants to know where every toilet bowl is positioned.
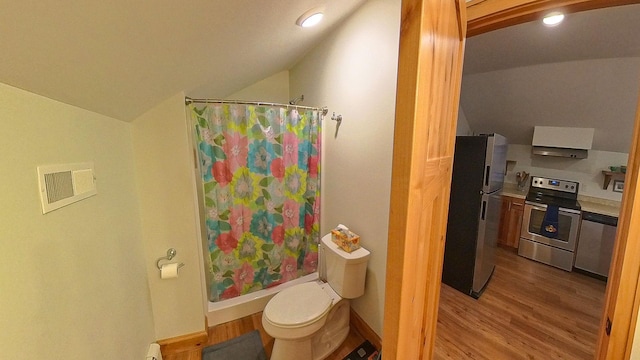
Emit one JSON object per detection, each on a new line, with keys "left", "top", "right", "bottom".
{"left": 262, "top": 281, "right": 348, "bottom": 360}
{"left": 262, "top": 233, "right": 370, "bottom": 360}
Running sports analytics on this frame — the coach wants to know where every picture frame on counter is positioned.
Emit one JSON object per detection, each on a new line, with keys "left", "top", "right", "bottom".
{"left": 613, "top": 180, "right": 624, "bottom": 193}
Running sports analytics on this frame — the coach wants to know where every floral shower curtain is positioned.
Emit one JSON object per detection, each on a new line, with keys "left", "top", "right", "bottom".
{"left": 190, "top": 103, "right": 321, "bottom": 302}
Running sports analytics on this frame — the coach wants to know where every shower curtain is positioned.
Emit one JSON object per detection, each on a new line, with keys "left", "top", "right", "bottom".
{"left": 190, "top": 103, "right": 321, "bottom": 302}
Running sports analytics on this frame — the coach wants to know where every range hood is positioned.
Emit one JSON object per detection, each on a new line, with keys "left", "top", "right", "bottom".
{"left": 531, "top": 146, "right": 589, "bottom": 159}
{"left": 531, "top": 126, "right": 594, "bottom": 159}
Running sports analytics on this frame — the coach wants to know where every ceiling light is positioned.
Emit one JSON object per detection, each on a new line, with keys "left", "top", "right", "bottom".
{"left": 296, "top": 8, "right": 324, "bottom": 28}
{"left": 543, "top": 12, "right": 565, "bottom": 26}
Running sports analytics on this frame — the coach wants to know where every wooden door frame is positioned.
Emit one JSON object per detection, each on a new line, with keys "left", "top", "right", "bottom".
{"left": 382, "top": 0, "right": 467, "bottom": 359}
{"left": 466, "top": 0, "right": 640, "bottom": 36}
{"left": 384, "top": 0, "right": 640, "bottom": 359}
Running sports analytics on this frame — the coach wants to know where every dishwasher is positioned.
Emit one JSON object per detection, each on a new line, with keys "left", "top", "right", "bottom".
{"left": 574, "top": 211, "right": 618, "bottom": 278}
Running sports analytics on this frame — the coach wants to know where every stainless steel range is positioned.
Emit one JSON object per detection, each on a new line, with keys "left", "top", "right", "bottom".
{"left": 519, "top": 176, "right": 581, "bottom": 271}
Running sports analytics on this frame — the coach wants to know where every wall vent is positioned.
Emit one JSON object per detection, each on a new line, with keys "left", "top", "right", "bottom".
{"left": 37, "top": 163, "right": 97, "bottom": 214}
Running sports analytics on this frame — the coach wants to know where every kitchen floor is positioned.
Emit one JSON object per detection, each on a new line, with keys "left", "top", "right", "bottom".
{"left": 434, "top": 246, "right": 606, "bottom": 359}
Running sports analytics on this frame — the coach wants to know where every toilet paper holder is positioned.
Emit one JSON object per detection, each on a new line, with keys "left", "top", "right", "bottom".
{"left": 156, "top": 248, "right": 185, "bottom": 270}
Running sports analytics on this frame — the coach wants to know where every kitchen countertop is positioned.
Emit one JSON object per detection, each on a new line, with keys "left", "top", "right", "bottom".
{"left": 501, "top": 183, "right": 527, "bottom": 200}
{"left": 578, "top": 196, "right": 621, "bottom": 218}
{"left": 501, "top": 182, "right": 621, "bottom": 218}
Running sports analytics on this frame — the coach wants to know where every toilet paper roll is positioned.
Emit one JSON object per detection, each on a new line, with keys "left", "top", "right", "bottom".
{"left": 161, "top": 263, "right": 179, "bottom": 279}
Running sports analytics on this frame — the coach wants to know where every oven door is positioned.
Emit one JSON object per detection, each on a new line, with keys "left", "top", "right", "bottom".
{"left": 521, "top": 202, "right": 581, "bottom": 251}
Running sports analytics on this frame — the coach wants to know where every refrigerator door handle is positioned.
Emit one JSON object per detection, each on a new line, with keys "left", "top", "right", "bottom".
{"left": 481, "top": 200, "right": 487, "bottom": 220}
{"left": 485, "top": 165, "right": 490, "bottom": 186}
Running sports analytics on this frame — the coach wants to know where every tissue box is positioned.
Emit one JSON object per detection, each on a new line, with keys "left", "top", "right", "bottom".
{"left": 331, "top": 229, "right": 361, "bottom": 253}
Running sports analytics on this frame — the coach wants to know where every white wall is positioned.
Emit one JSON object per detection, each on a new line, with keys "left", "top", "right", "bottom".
{"left": 0, "top": 82, "right": 155, "bottom": 359}
{"left": 506, "top": 144, "right": 628, "bottom": 201}
{"left": 461, "top": 57, "right": 640, "bottom": 153}
{"left": 289, "top": 0, "right": 400, "bottom": 336}
{"left": 132, "top": 92, "right": 206, "bottom": 339}
{"left": 457, "top": 105, "right": 472, "bottom": 136}
{"left": 226, "top": 70, "right": 290, "bottom": 104}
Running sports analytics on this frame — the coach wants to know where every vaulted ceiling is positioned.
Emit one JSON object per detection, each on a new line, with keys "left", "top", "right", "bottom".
{"left": 0, "top": 1, "right": 365, "bottom": 121}
{"left": 2, "top": 0, "right": 639, "bottom": 153}
{"left": 461, "top": 4, "right": 640, "bottom": 153}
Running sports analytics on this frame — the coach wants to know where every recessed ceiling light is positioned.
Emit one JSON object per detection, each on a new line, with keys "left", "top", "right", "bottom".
{"left": 296, "top": 8, "right": 324, "bottom": 28}
{"left": 543, "top": 12, "right": 565, "bottom": 27}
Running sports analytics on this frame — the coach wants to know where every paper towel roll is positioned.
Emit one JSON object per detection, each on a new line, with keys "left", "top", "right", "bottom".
{"left": 161, "top": 263, "right": 179, "bottom": 279}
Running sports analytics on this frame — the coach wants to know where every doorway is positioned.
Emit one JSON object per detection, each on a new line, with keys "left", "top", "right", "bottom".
{"left": 383, "top": 0, "right": 640, "bottom": 359}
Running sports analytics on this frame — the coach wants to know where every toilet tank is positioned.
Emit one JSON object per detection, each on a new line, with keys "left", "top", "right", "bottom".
{"left": 320, "top": 233, "right": 370, "bottom": 299}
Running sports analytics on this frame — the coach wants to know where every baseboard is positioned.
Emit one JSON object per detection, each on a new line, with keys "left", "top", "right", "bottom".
{"left": 157, "top": 319, "right": 209, "bottom": 356}
{"left": 350, "top": 309, "right": 382, "bottom": 351}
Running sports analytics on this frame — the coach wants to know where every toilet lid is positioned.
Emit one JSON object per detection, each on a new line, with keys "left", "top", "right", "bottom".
{"left": 264, "top": 282, "right": 333, "bottom": 328}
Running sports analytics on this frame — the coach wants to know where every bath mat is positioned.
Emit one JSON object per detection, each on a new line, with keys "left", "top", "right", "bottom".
{"left": 201, "top": 330, "right": 267, "bottom": 360}
{"left": 343, "top": 340, "right": 379, "bottom": 360}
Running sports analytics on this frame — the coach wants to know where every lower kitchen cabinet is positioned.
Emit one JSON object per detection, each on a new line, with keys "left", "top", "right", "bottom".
{"left": 498, "top": 195, "right": 525, "bottom": 249}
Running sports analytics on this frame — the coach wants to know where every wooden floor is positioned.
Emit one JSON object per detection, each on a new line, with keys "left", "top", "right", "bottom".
{"left": 434, "top": 246, "right": 607, "bottom": 360}
{"left": 163, "top": 312, "right": 366, "bottom": 360}
{"left": 165, "top": 247, "right": 605, "bottom": 360}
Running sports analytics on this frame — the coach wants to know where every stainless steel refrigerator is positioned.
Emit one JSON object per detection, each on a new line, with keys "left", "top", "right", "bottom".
{"left": 442, "top": 133, "right": 507, "bottom": 298}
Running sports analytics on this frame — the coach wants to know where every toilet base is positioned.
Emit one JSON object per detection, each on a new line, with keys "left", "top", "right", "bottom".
{"left": 269, "top": 299, "right": 350, "bottom": 360}
{"left": 271, "top": 336, "right": 313, "bottom": 360}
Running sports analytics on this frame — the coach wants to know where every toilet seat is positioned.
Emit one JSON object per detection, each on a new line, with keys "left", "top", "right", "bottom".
{"left": 264, "top": 282, "right": 333, "bottom": 329}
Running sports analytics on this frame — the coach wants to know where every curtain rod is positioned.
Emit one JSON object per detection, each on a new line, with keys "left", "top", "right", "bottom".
{"left": 185, "top": 97, "right": 328, "bottom": 116}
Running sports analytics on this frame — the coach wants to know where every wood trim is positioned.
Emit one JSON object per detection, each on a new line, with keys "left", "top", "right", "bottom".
{"left": 466, "top": 0, "right": 488, "bottom": 6}
{"left": 456, "top": 0, "right": 468, "bottom": 40}
{"left": 466, "top": 0, "right": 640, "bottom": 37}
{"left": 628, "top": 274, "right": 640, "bottom": 359}
{"left": 157, "top": 329, "right": 208, "bottom": 356}
{"left": 383, "top": 0, "right": 465, "bottom": 358}
{"left": 382, "top": 0, "right": 421, "bottom": 356}
{"left": 350, "top": 309, "right": 382, "bottom": 351}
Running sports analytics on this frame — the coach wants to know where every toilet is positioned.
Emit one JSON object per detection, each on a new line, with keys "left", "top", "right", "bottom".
{"left": 262, "top": 233, "right": 370, "bottom": 360}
